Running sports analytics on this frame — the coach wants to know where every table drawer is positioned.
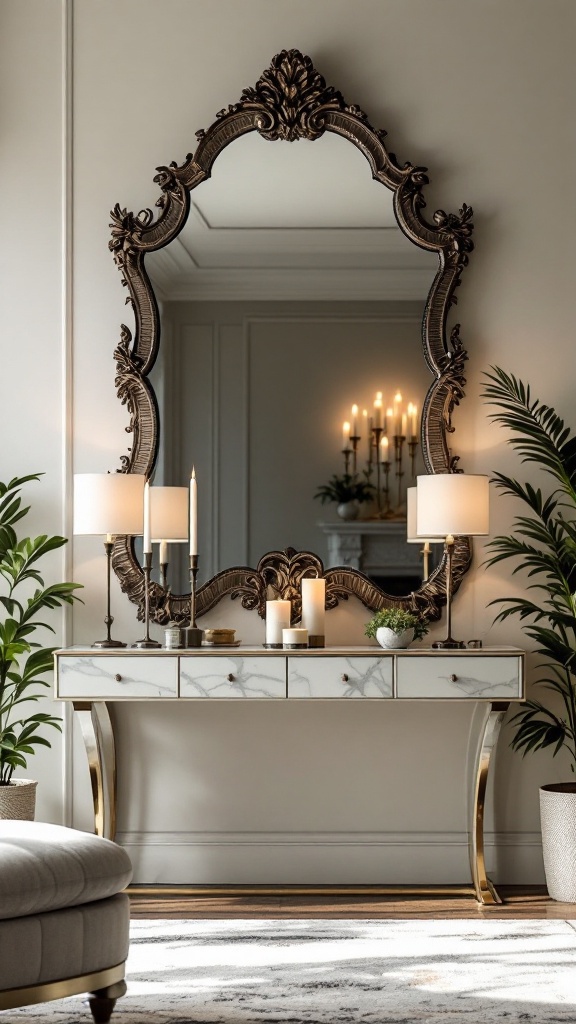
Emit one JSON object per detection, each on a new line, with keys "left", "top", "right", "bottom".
{"left": 396, "top": 655, "right": 523, "bottom": 699}
{"left": 288, "top": 656, "right": 393, "bottom": 698}
{"left": 57, "top": 655, "right": 178, "bottom": 699}
{"left": 180, "top": 656, "right": 286, "bottom": 698}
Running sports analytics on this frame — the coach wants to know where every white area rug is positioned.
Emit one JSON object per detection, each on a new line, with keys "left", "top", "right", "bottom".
{"left": 8, "top": 918, "right": 576, "bottom": 1023}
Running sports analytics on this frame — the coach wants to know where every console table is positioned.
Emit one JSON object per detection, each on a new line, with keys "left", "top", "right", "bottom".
{"left": 55, "top": 645, "right": 525, "bottom": 906}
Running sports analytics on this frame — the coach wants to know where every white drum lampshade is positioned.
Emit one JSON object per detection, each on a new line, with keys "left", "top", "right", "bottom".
{"left": 74, "top": 473, "right": 145, "bottom": 537}
{"left": 150, "top": 486, "right": 189, "bottom": 543}
{"left": 73, "top": 473, "right": 145, "bottom": 648}
{"left": 416, "top": 473, "right": 489, "bottom": 540}
{"left": 416, "top": 474, "right": 490, "bottom": 648}
{"left": 407, "top": 487, "right": 441, "bottom": 544}
{"left": 406, "top": 486, "right": 440, "bottom": 582}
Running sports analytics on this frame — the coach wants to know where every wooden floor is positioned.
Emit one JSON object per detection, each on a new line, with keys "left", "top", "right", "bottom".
{"left": 129, "top": 886, "right": 576, "bottom": 920}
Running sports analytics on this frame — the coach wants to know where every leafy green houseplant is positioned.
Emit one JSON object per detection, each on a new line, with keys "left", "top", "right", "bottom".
{"left": 482, "top": 367, "right": 576, "bottom": 901}
{"left": 365, "top": 608, "right": 428, "bottom": 649}
{"left": 0, "top": 474, "right": 82, "bottom": 814}
{"left": 314, "top": 473, "right": 375, "bottom": 520}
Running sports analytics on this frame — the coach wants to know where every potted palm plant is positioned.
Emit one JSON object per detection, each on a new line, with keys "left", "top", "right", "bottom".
{"left": 483, "top": 367, "right": 576, "bottom": 901}
{"left": 0, "top": 474, "right": 82, "bottom": 819}
{"left": 314, "top": 473, "right": 375, "bottom": 520}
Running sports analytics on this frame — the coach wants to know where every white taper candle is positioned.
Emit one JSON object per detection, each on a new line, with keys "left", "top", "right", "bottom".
{"left": 189, "top": 468, "right": 198, "bottom": 555}
{"left": 143, "top": 481, "right": 151, "bottom": 554}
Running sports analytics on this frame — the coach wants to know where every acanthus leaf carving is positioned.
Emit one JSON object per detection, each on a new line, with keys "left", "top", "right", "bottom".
{"left": 237, "top": 48, "right": 353, "bottom": 142}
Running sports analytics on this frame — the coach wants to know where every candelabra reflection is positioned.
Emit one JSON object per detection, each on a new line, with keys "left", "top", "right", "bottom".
{"left": 339, "top": 390, "right": 419, "bottom": 518}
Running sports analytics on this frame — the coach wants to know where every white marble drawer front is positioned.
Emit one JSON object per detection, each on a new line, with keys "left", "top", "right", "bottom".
{"left": 396, "top": 655, "right": 523, "bottom": 699}
{"left": 180, "top": 656, "right": 286, "bottom": 698}
{"left": 288, "top": 656, "right": 393, "bottom": 698}
{"left": 57, "top": 655, "right": 178, "bottom": 699}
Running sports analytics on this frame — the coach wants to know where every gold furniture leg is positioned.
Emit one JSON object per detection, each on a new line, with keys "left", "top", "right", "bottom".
{"left": 469, "top": 701, "right": 508, "bottom": 905}
{"left": 73, "top": 701, "right": 117, "bottom": 841}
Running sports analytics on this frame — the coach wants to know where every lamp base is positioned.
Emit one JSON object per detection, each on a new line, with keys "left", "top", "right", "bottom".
{"left": 432, "top": 639, "right": 466, "bottom": 650}
{"left": 131, "top": 639, "right": 162, "bottom": 649}
{"left": 92, "top": 639, "right": 127, "bottom": 649}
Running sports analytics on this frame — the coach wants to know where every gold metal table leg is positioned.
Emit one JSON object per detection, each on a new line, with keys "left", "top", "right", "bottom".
{"left": 469, "top": 701, "right": 508, "bottom": 905}
{"left": 73, "top": 701, "right": 117, "bottom": 841}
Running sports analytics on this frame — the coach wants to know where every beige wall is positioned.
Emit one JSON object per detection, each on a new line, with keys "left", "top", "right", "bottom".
{"left": 2, "top": 0, "right": 575, "bottom": 882}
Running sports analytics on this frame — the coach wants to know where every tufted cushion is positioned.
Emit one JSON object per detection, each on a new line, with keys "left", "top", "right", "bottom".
{"left": 0, "top": 821, "right": 132, "bottom": 920}
{"left": 0, "top": 894, "right": 130, "bottom": 990}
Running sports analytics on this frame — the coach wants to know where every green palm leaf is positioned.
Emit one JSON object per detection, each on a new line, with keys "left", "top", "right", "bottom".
{"left": 483, "top": 368, "right": 576, "bottom": 772}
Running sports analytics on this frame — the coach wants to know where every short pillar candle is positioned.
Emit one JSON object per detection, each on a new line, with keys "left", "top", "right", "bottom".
{"left": 283, "top": 627, "right": 308, "bottom": 649}
{"left": 301, "top": 578, "right": 326, "bottom": 648}
{"left": 265, "top": 600, "right": 291, "bottom": 647}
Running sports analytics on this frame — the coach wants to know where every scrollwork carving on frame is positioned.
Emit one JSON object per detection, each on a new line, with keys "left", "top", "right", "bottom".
{"left": 108, "top": 48, "right": 475, "bottom": 626}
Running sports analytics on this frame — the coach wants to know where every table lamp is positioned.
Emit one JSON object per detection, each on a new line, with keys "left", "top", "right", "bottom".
{"left": 150, "top": 485, "right": 189, "bottom": 589}
{"left": 416, "top": 473, "right": 489, "bottom": 649}
{"left": 406, "top": 486, "right": 442, "bottom": 581}
{"left": 74, "top": 473, "right": 145, "bottom": 648}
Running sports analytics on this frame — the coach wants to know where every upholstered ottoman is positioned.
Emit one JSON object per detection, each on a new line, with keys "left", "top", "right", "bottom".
{"left": 0, "top": 821, "right": 132, "bottom": 1022}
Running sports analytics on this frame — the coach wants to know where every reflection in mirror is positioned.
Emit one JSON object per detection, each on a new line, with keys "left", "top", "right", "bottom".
{"left": 111, "top": 48, "right": 475, "bottom": 626}
{"left": 145, "top": 132, "right": 438, "bottom": 596}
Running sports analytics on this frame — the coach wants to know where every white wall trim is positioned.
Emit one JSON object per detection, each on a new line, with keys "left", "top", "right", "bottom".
{"left": 117, "top": 830, "right": 542, "bottom": 848}
{"left": 61, "top": 0, "right": 74, "bottom": 827}
{"left": 117, "top": 830, "right": 544, "bottom": 885}
{"left": 211, "top": 323, "right": 220, "bottom": 573}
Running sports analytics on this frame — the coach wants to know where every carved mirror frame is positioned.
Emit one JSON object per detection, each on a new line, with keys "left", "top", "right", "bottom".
{"left": 109, "top": 49, "right": 474, "bottom": 626}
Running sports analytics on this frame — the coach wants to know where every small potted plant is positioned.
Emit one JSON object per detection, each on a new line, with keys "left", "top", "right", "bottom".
{"left": 314, "top": 473, "right": 375, "bottom": 521}
{"left": 0, "top": 474, "right": 82, "bottom": 819}
{"left": 365, "top": 608, "right": 429, "bottom": 649}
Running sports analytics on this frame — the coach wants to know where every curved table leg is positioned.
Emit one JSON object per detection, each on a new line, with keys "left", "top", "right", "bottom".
{"left": 469, "top": 701, "right": 508, "bottom": 905}
{"left": 73, "top": 702, "right": 117, "bottom": 841}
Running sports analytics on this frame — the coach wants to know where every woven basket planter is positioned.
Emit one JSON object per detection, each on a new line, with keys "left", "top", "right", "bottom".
{"left": 540, "top": 783, "right": 576, "bottom": 902}
{"left": 0, "top": 779, "right": 37, "bottom": 820}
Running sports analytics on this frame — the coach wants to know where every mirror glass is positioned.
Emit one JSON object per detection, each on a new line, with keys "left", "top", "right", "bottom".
{"left": 144, "top": 132, "right": 438, "bottom": 596}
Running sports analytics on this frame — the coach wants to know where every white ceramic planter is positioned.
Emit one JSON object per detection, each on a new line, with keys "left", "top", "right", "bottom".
{"left": 376, "top": 626, "right": 414, "bottom": 650}
{"left": 336, "top": 501, "right": 359, "bottom": 521}
{"left": 539, "top": 783, "right": 576, "bottom": 902}
{"left": 0, "top": 778, "right": 37, "bottom": 820}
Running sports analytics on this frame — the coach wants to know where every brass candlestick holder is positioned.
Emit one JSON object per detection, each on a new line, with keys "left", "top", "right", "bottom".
{"left": 132, "top": 551, "right": 162, "bottom": 649}
{"left": 371, "top": 425, "right": 384, "bottom": 515}
{"left": 408, "top": 436, "right": 419, "bottom": 478}
{"left": 350, "top": 435, "right": 361, "bottom": 478}
{"left": 186, "top": 553, "right": 203, "bottom": 647}
{"left": 160, "top": 561, "right": 168, "bottom": 590}
{"left": 380, "top": 459, "right": 392, "bottom": 516}
{"left": 93, "top": 539, "right": 126, "bottom": 649}
{"left": 394, "top": 434, "right": 406, "bottom": 510}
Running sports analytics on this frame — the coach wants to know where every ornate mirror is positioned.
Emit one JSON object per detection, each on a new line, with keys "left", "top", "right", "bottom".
{"left": 110, "top": 49, "right": 473, "bottom": 626}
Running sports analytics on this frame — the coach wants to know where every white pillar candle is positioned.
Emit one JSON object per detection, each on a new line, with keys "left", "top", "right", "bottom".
{"left": 409, "top": 402, "right": 418, "bottom": 437}
{"left": 401, "top": 413, "right": 407, "bottom": 437}
{"left": 159, "top": 540, "right": 168, "bottom": 564}
{"left": 373, "top": 398, "right": 382, "bottom": 429}
{"left": 143, "top": 481, "right": 151, "bottom": 554}
{"left": 282, "top": 627, "right": 308, "bottom": 647}
{"left": 189, "top": 468, "right": 198, "bottom": 555}
{"left": 301, "top": 578, "right": 325, "bottom": 643}
{"left": 351, "top": 404, "right": 358, "bottom": 436}
{"left": 265, "top": 599, "right": 291, "bottom": 645}
{"left": 393, "top": 391, "right": 403, "bottom": 435}
{"left": 342, "top": 421, "right": 350, "bottom": 448}
{"left": 380, "top": 435, "right": 389, "bottom": 461}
